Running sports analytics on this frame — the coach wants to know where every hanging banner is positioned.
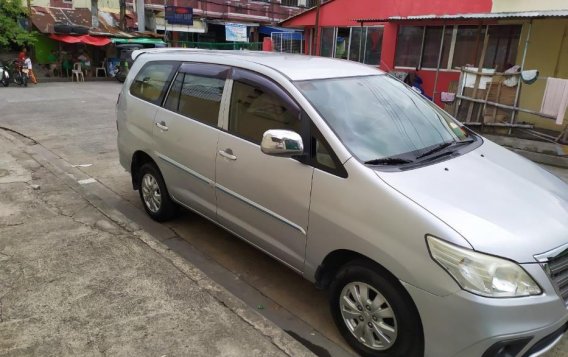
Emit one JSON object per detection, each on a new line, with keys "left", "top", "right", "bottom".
{"left": 225, "top": 23, "right": 248, "bottom": 42}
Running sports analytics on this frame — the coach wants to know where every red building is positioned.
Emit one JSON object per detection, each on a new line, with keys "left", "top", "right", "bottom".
{"left": 281, "top": 0, "right": 568, "bottom": 138}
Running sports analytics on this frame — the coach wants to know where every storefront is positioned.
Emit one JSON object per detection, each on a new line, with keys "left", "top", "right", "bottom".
{"left": 281, "top": 0, "right": 568, "bottom": 139}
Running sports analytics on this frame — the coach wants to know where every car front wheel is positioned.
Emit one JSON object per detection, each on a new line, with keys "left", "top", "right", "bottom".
{"left": 330, "top": 260, "right": 424, "bottom": 357}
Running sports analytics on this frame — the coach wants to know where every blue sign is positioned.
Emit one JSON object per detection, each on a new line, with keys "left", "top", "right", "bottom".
{"left": 165, "top": 6, "right": 193, "bottom": 25}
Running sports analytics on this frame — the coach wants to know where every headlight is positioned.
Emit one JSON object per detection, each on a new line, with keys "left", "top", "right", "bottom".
{"left": 427, "top": 236, "right": 541, "bottom": 297}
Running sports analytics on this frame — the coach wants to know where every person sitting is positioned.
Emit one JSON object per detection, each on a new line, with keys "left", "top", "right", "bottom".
{"left": 78, "top": 51, "right": 91, "bottom": 77}
{"left": 62, "top": 55, "right": 72, "bottom": 77}
{"left": 46, "top": 50, "right": 59, "bottom": 77}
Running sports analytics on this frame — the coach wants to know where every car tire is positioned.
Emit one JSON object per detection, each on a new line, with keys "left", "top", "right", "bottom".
{"left": 137, "top": 162, "right": 177, "bottom": 222}
{"left": 329, "top": 260, "right": 424, "bottom": 357}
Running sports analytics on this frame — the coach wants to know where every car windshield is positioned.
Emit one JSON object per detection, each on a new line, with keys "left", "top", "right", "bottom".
{"left": 295, "top": 75, "right": 471, "bottom": 163}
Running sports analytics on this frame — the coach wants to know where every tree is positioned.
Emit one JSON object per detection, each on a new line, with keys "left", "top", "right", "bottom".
{"left": 0, "top": 0, "right": 36, "bottom": 48}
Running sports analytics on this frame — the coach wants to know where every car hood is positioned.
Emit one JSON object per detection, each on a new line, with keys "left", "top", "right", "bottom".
{"left": 375, "top": 139, "right": 568, "bottom": 263}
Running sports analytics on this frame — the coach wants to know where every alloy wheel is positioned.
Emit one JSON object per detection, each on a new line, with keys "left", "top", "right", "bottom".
{"left": 141, "top": 173, "right": 162, "bottom": 213}
{"left": 339, "top": 281, "right": 398, "bottom": 350}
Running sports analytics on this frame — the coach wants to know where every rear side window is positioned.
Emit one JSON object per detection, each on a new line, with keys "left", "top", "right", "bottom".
{"left": 165, "top": 72, "right": 225, "bottom": 126}
{"left": 130, "top": 62, "right": 177, "bottom": 105}
{"left": 229, "top": 81, "right": 300, "bottom": 144}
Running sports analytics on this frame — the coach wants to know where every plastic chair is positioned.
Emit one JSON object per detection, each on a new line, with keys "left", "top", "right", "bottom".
{"left": 95, "top": 59, "right": 107, "bottom": 77}
{"left": 72, "top": 62, "right": 84, "bottom": 82}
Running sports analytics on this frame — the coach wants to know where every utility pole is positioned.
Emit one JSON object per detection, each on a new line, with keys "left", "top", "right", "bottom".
{"left": 120, "top": 0, "right": 126, "bottom": 30}
{"left": 91, "top": 0, "right": 99, "bottom": 29}
{"left": 136, "top": 0, "right": 145, "bottom": 32}
{"left": 26, "top": 0, "right": 32, "bottom": 32}
{"left": 313, "top": 0, "right": 320, "bottom": 55}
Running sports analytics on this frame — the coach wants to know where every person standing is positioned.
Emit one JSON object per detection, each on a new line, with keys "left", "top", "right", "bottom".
{"left": 24, "top": 55, "right": 38, "bottom": 84}
{"left": 18, "top": 47, "right": 27, "bottom": 61}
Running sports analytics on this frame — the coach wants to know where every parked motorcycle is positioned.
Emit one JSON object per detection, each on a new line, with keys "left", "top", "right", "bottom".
{"left": 0, "top": 61, "right": 10, "bottom": 87}
{"left": 114, "top": 44, "right": 143, "bottom": 83}
{"left": 113, "top": 64, "right": 127, "bottom": 83}
{"left": 12, "top": 60, "right": 28, "bottom": 87}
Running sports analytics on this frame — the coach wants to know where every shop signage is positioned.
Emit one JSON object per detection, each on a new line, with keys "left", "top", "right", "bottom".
{"left": 225, "top": 23, "right": 248, "bottom": 42}
{"left": 165, "top": 6, "right": 193, "bottom": 25}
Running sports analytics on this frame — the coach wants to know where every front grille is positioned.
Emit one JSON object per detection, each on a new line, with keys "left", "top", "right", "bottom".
{"left": 548, "top": 252, "right": 568, "bottom": 304}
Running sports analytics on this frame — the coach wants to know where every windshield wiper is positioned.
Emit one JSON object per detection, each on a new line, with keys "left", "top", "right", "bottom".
{"left": 415, "top": 138, "right": 476, "bottom": 161}
{"left": 455, "top": 138, "right": 475, "bottom": 145}
{"left": 416, "top": 142, "right": 453, "bottom": 159}
{"left": 364, "top": 157, "right": 414, "bottom": 166}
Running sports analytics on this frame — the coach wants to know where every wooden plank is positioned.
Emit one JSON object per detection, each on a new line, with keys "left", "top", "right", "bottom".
{"left": 492, "top": 82, "right": 502, "bottom": 122}
{"left": 456, "top": 94, "right": 558, "bottom": 119}
{"left": 478, "top": 81, "right": 492, "bottom": 124}
{"left": 453, "top": 70, "right": 464, "bottom": 117}
{"left": 465, "top": 29, "right": 490, "bottom": 123}
{"left": 461, "top": 68, "right": 521, "bottom": 76}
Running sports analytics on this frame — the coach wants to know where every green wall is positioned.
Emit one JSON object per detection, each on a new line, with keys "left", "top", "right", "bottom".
{"left": 34, "top": 33, "right": 58, "bottom": 64}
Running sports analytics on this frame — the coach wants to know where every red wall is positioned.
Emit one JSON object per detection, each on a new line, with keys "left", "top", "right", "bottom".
{"left": 284, "top": 0, "right": 489, "bottom": 105}
{"left": 283, "top": 0, "right": 493, "bottom": 27}
{"left": 416, "top": 70, "right": 460, "bottom": 106}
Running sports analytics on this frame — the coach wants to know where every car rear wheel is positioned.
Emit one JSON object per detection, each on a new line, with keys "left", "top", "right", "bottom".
{"left": 138, "top": 163, "right": 177, "bottom": 222}
{"left": 330, "top": 260, "right": 423, "bottom": 357}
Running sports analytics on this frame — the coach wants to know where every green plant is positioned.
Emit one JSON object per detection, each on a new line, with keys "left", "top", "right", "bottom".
{"left": 0, "top": 0, "right": 37, "bottom": 48}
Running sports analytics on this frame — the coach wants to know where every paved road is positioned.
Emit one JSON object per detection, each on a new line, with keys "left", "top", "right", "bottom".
{"left": 0, "top": 82, "right": 566, "bottom": 356}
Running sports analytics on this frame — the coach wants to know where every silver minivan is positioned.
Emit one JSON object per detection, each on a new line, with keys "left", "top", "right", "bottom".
{"left": 117, "top": 49, "right": 568, "bottom": 357}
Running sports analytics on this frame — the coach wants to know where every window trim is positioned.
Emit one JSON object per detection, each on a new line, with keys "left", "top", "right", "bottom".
{"left": 129, "top": 60, "right": 180, "bottom": 106}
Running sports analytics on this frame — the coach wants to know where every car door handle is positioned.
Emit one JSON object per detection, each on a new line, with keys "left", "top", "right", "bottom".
{"left": 218, "top": 149, "right": 237, "bottom": 161}
{"left": 155, "top": 121, "right": 168, "bottom": 131}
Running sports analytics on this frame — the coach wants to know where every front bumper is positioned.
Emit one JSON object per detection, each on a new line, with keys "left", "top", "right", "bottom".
{"left": 403, "top": 277, "right": 568, "bottom": 357}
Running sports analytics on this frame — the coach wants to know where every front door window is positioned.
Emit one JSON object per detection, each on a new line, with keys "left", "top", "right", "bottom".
{"left": 228, "top": 81, "right": 301, "bottom": 144}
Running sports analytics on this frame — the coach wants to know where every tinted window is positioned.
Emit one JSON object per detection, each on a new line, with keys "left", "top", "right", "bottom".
{"left": 229, "top": 81, "right": 301, "bottom": 144}
{"left": 164, "top": 73, "right": 183, "bottom": 112}
{"left": 163, "top": 72, "right": 225, "bottom": 126}
{"left": 315, "top": 139, "right": 336, "bottom": 170}
{"left": 130, "top": 62, "right": 177, "bottom": 105}
{"left": 395, "top": 26, "right": 423, "bottom": 67}
{"left": 483, "top": 25, "right": 522, "bottom": 72}
{"left": 453, "top": 26, "right": 485, "bottom": 68}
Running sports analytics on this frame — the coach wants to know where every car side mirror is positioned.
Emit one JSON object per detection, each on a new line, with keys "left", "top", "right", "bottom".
{"left": 260, "top": 129, "right": 304, "bottom": 157}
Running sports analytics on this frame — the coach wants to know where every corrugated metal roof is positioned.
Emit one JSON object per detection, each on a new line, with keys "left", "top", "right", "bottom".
{"left": 32, "top": 6, "right": 91, "bottom": 33}
{"left": 31, "top": 6, "right": 155, "bottom": 39}
{"left": 354, "top": 10, "right": 568, "bottom": 23}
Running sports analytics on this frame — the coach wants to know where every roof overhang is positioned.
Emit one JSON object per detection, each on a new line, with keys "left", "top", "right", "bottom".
{"left": 354, "top": 10, "right": 568, "bottom": 24}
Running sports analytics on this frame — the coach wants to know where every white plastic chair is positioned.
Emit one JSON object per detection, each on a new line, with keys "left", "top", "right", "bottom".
{"left": 72, "top": 62, "right": 84, "bottom": 82}
{"left": 95, "top": 59, "right": 107, "bottom": 77}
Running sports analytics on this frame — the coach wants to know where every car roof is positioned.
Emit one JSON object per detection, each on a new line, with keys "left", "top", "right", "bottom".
{"left": 133, "top": 48, "right": 384, "bottom": 81}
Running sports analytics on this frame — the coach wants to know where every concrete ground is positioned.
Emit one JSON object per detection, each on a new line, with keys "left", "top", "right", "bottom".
{"left": 0, "top": 82, "right": 567, "bottom": 356}
{"left": 0, "top": 130, "right": 311, "bottom": 355}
